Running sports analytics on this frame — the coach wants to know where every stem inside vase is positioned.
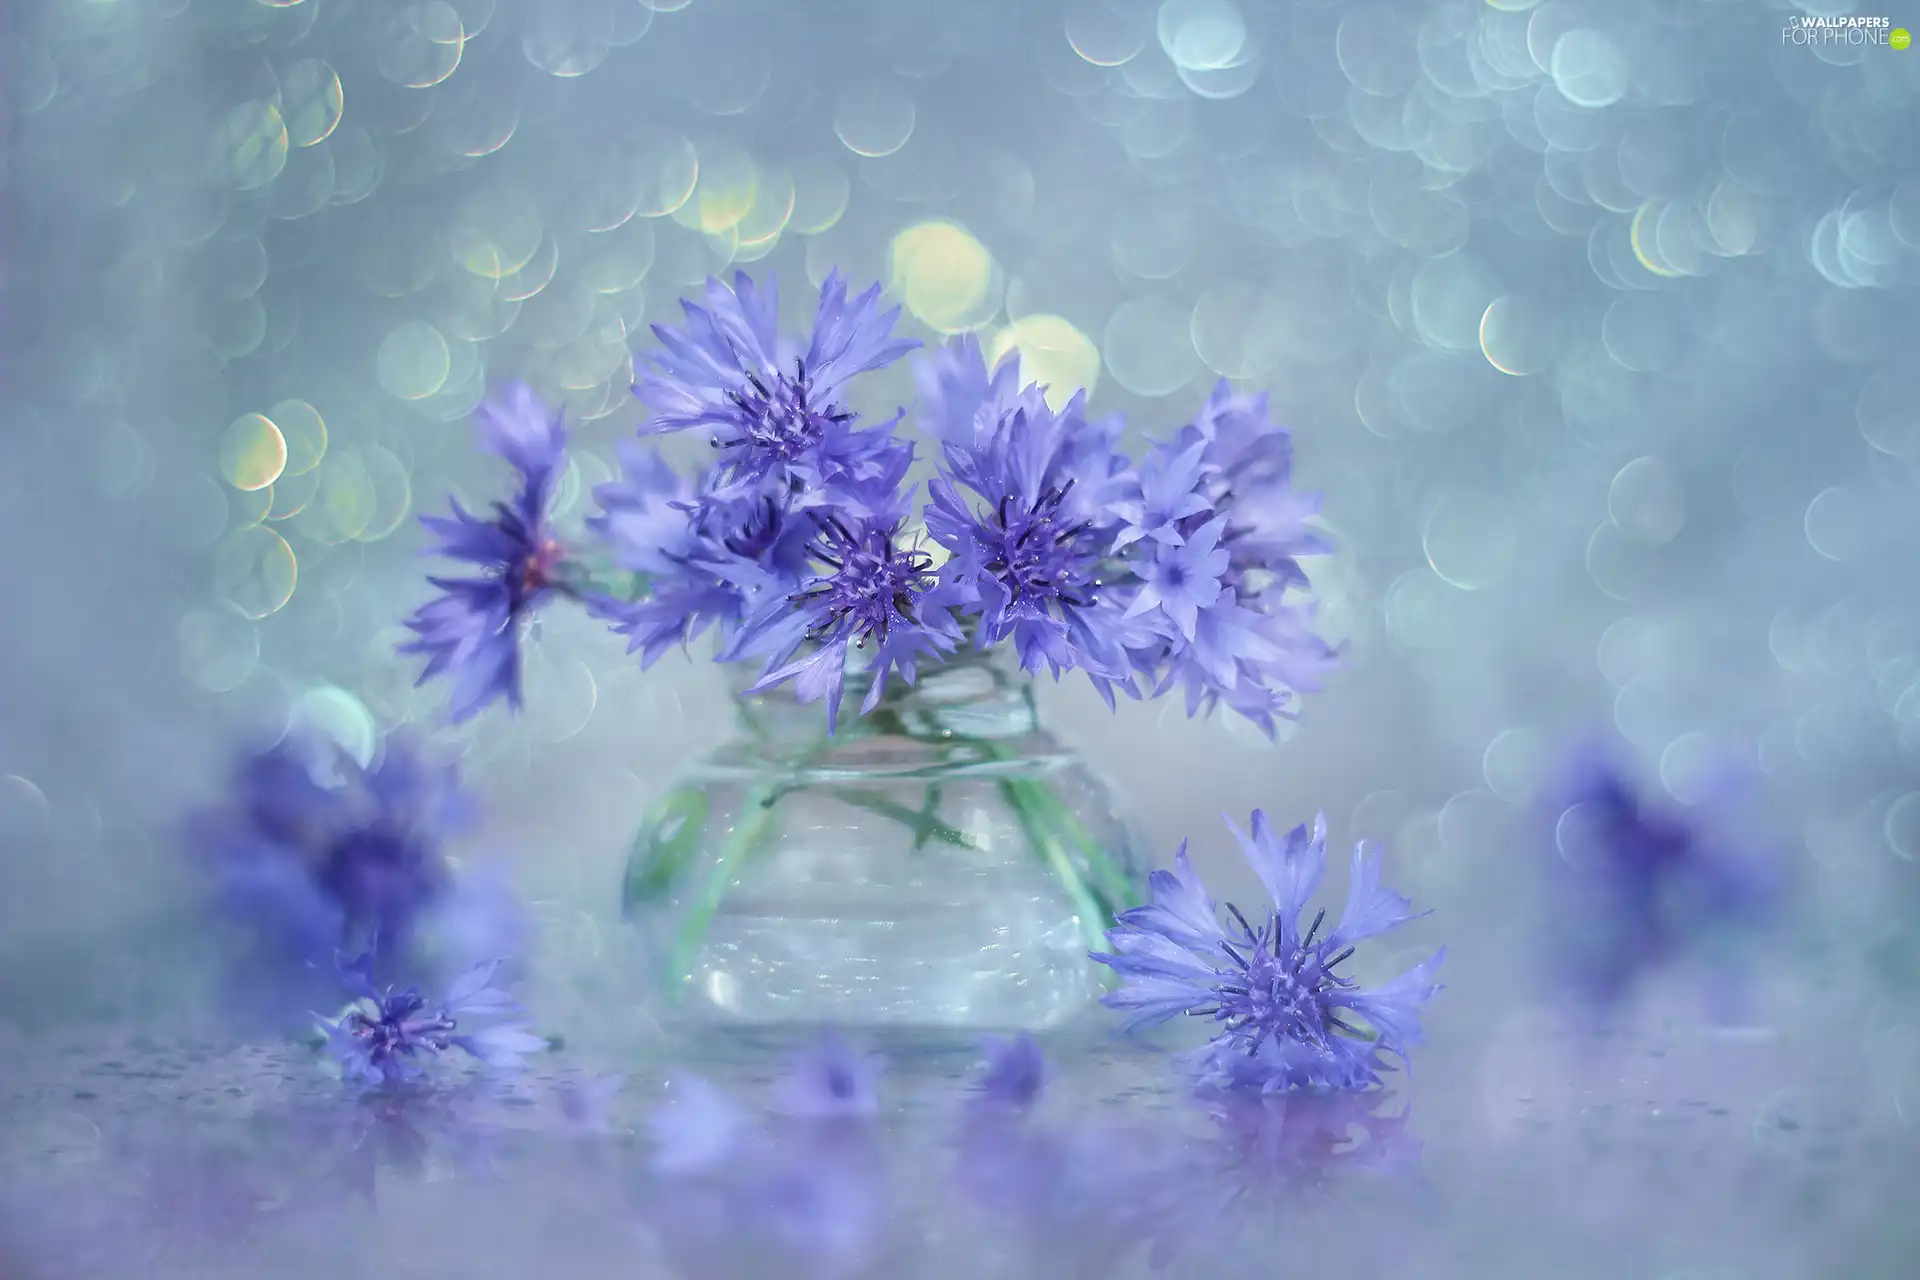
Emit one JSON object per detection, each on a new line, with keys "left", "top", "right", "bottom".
{"left": 624, "top": 649, "right": 1146, "bottom": 1027}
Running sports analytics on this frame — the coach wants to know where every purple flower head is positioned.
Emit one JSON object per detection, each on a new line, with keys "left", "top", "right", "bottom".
{"left": 401, "top": 382, "right": 572, "bottom": 723}
{"left": 1111, "top": 436, "right": 1211, "bottom": 551}
{"left": 641, "top": 1112, "right": 891, "bottom": 1278}
{"left": 1092, "top": 811, "right": 1445, "bottom": 1095}
{"left": 773, "top": 1031, "right": 886, "bottom": 1120}
{"left": 972, "top": 1033, "right": 1049, "bottom": 1111}
{"left": 921, "top": 336, "right": 1135, "bottom": 529}
{"left": 949, "top": 1098, "right": 1173, "bottom": 1269}
{"left": 915, "top": 332, "right": 1036, "bottom": 453}
{"left": 1123, "top": 515, "right": 1230, "bottom": 640}
{"left": 919, "top": 338, "right": 1141, "bottom": 692}
{"left": 317, "top": 953, "right": 542, "bottom": 1089}
{"left": 191, "top": 732, "right": 469, "bottom": 998}
{"left": 1111, "top": 382, "right": 1339, "bottom": 739}
{"left": 587, "top": 445, "right": 813, "bottom": 666}
{"left": 729, "top": 502, "right": 959, "bottom": 733}
{"left": 1543, "top": 736, "right": 1783, "bottom": 1023}
{"left": 633, "top": 270, "right": 917, "bottom": 506}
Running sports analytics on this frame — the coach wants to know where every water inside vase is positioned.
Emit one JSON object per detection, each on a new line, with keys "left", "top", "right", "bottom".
{"left": 625, "top": 653, "right": 1146, "bottom": 1031}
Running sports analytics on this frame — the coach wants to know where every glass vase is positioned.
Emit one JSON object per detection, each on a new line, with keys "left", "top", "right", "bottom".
{"left": 621, "top": 650, "right": 1148, "bottom": 1033}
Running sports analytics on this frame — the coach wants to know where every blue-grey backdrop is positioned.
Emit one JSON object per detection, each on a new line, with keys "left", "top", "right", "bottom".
{"left": 0, "top": 0, "right": 1916, "bottom": 1117}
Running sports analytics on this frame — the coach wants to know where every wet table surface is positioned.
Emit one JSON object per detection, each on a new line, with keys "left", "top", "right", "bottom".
{"left": 0, "top": 1013, "right": 1911, "bottom": 1280}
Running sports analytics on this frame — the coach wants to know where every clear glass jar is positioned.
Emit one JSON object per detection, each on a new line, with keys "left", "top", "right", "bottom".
{"left": 621, "top": 650, "right": 1147, "bottom": 1032}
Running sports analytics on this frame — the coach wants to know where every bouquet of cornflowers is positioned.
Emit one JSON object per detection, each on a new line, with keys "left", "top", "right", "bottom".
{"left": 400, "top": 270, "right": 1338, "bottom": 738}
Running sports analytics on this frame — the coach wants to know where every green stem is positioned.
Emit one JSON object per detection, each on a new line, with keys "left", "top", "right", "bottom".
{"left": 662, "top": 786, "right": 778, "bottom": 1002}
{"left": 836, "top": 788, "right": 978, "bottom": 851}
{"left": 1008, "top": 779, "right": 1139, "bottom": 910}
{"left": 998, "top": 779, "right": 1112, "bottom": 951}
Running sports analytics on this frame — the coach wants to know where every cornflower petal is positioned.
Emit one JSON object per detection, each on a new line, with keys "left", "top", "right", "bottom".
{"left": 1328, "top": 841, "right": 1425, "bottom": 948}
{"left": 1227, "top": 810, "right": 1326, "bottom": 929}
{"left": 1094, "top": 810, "right": 1442, "bottom": 1095}
{"left": 402, "top": 385, "right": 571, "bottom": 722}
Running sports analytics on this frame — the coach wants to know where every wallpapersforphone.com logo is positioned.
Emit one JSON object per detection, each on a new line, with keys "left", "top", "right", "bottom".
{"left": 1782, "top": 14, "right": 1911, "bottom": 49}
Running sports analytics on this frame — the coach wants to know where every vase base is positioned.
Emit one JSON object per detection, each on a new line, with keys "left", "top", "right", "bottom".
{"left": 657, "top": 901, "right": 1112, "bottom": 1033}
{"left": 650, "top": 1010, "right": 1123, "bottom": 1067}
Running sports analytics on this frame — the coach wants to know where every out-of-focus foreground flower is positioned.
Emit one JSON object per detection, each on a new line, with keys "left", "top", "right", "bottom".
{"left": 638, "top": 1034, "right": 894, "bottom": 1278}
{"left": 1539, "top": 735, "right": 1784, "bottom": 1025}
{"left": 186, "top": 730, "right": 526, "bottom": 1036}
{"left": 1092, "top": 810, "right": 1444, "bottom": 1094}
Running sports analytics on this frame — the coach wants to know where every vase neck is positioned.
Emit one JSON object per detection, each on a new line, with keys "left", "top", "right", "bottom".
{"left": 727, "top": 652, "right": 1041, "bottom": 746}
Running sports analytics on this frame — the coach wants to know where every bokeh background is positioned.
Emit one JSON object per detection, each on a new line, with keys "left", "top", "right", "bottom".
{"left": 2, "top": 0, "right": 1918, "bottom": 1132}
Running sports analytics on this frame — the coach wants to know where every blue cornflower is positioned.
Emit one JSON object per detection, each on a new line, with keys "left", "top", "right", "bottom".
{"left": 972, "top": 1033, "right": 1048, "bottom": 1111}
{"left": 1543, "top": 737, "right": 1781, "bottom": 1022}
{"left": 1114, "top": 383, "right": 1338, "bottom": 739}
{"left": 641, "top": 1074, "right": 892, "bottom": 1276}
{"left": 774, "top": 1032, "right": 887, "bottom": 1120}
{"left": 920, "top": 337, "right": 1139, "bottom": 690}
{"left": 586, "top": 444, "right": 812, "bottom": 665}
{"left": 401, "top": 382, "right": 572, "bottom": 723}
{"left": 317, "top": 953, "right": 544, "bottom": 1088}
{"left": 1123, "top": 515, "right": 1230, "bottom": 640}
{"left": 1092, "top": 811, "right": 1445, "bottom": 1095}
{"left": 915, "top": 331, "right": 1034, "bottom": 454}
{"left": 1111, "top": 437, "right": 1210, "bottom": 551}
{"left": 633, "top": 270, "right": 917, "bottom": 505}
{"left": 729, "top": 498, "right": 959, "bottom": 733}
{"left": 192, "top": 733, "right": 469, "bottom": 993}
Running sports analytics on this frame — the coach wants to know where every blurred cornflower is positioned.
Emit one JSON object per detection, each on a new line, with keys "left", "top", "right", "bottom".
{"left": 402, "top": 382, "right": 573, "bottom": 723}
{"left": 317, "top": 953, "right": 543, "bottom": 1088}
{"left": 949, "top": 1036, "right": 1174, "bottom": 1273}
{"left": 633, "top": 270, "right": 917, "bottom": 505}
{"left": 971, "top": 1033, "right": 1048, "bottom": 1112}
{"left": 729, "top": 498, "right": 960, "bottom": 733}
{"left": 1092, "top": 810, "right": 1444, "bottom": 1094}
{"left": 191, "top": 732, "right": 481, "bottom": 1004}
{"left": 586, "top": 446, "right": 813, "bottom": 666}
{"left": 772, "top": 1030, "right": 888, "bottom": 1120}
{"left": 639, "top": 1047, "right": 892, "bottom": 1277}
{"left": 1541, "top": 736, "right": 1782, "bottom": 1023}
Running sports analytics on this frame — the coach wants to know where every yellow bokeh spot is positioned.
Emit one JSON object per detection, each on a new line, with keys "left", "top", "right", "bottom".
{"left": 1477, "top": 297, "right": 1546, "bottom": 377}
{"left": 673, "top": 146, "right": 758, "bottom": 235}
{"left": 987, "top": 314, "right": 1101, "bottom": 409}
{"left": 451, "top": 187, "right": 545, "bottom": 280}
{"left": 735, "top": 166, "right": 796, "bottom": 250}
{"left": 219, "top": 412, "right": 287, "bottom": 491}
{"left": 1629, "top": 202, "right": 1683, "bottom": 278}
{"left": 280, "top": 59, "right": 344, "bottom": 147}
{"left": 890, "top": 220, "right": 997, "bottom": 335}
{"left": 270, "top": 398, "right": 328, "bottom": 476}
{"left": 210, "top": 100, "right": 288, "bottom": 191}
